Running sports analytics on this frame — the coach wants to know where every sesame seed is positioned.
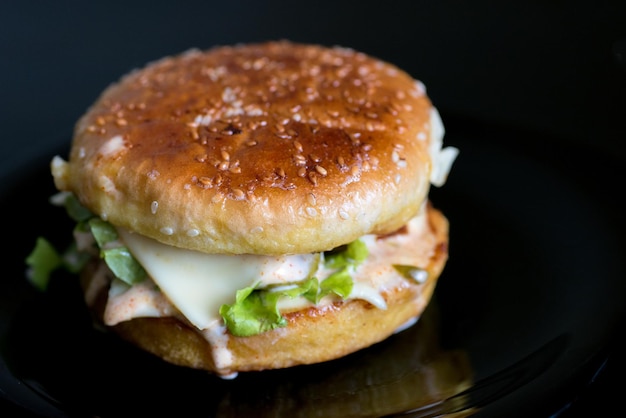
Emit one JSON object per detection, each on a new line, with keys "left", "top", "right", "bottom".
{"left": 232, "top": 188, "right": 245, "bottom": 200}
{"left": 246, "top": 140, "right": 258, "bottom": 146}
{"left": 306, "top": 207, "right": 317, "bottom": 216}
{"left": 297, "top": 167, "right": 307, "bottom": 177}
{"left": 294, "top": 154, "right": 306, "bottom": 165}
{"left": 250, "top": 226, "right": 264, "bottom": 234}
{"left": 339, "top": 210, "right": 349, "bottom": 220}
{"left": 276, "top": 167, "right": 286, "bottom": 178}
{"left": 198, "top": 177, "right": 212, "bottom": 187}
{"left": 187, "top": 229, "right": 200, "bottom": 237}
{"left": 221, "top": 149, "right": 230, "bottom": 161}
{"left": 307, "top": 171, "right": 318, "bottom": 185}
{"left": 151, "top": 201, "right": 158, "bottom": 214}
{"left": 310, "top": 153, "right": 321, "bottom": 163}
{"left": 294, "top": 140, "right": 303, "bottom": 152}
{"left": 315, "top": 165, "right": 327, "bottom": 176}
{"left": 307, "top": 193, "right": 317, "bottom": 206}
{"left": 160, "top": 227, "right": 174, "bottom": 235}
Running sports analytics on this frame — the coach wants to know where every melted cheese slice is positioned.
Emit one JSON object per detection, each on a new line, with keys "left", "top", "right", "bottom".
{"left": 117, "top": 228, "right": 318, "bottom": 330}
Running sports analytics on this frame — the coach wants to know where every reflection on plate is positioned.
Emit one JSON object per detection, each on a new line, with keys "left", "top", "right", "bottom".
{"left": 1, "top": 114, "right": 625, "bottom": 417}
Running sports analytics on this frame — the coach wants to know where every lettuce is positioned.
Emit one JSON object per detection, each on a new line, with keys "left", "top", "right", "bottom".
{"left": 25, "top": 237, "right": 64, "bottom": 291}
{"left": 220, "top": 239, "right": 368, "bottom": 337}
{"left": 88, "top": 217, "right": 146, "bottom": 285}
{"left": 219, "top": 278, "right": 318, "bottom": 337}
{"left": 24, "top": 193, "right": 145, "bottom": 290}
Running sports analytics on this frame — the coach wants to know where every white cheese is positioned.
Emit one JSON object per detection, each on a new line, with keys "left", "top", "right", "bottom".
{"left": 116, "top": 228, "right": 318, "bottom": 331}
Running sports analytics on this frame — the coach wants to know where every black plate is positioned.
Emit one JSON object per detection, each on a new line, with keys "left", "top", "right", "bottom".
{"left": 1, "top": 114, "right": 625, "bottom": 417}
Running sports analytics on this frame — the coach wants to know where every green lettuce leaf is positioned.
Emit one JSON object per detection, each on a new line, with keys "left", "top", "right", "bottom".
{"left": 324, "top": 239, "right": 368, "bottom": 269}
{"left": 87, "top": 217, "right": 147, "bottom": 285}
{"left": 63, "top": 193, "right": 93, "bottom": 222}
{"left": 220, "top": 240, "right": 369, "bottom": 337}
{"left": 25, "top": 237, "right": 64, "bottom": 291}
{"left": 24, "top": 238, "right": 92, "bottom": 291}
{"left": 25, "top": 193, "right": 146, "bottom": 289}
{"left": 220, "top": 278, "right": 318, "bottom": 337}
{"left": 101, "top": 246, "right": 146, "bottom": 285}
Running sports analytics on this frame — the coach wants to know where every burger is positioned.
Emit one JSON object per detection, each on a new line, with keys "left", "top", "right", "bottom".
{"left": 26, "top": 40, "right": 458, "bottom": 378}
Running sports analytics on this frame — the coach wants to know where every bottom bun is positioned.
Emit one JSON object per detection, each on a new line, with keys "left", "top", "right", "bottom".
{"left": 83, "top": 205, "right": 450, "bottom": 377}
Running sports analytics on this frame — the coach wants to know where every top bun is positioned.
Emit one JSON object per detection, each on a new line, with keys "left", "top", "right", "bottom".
{"left": 52, "top": 40, "right": 438, "bottom": 255}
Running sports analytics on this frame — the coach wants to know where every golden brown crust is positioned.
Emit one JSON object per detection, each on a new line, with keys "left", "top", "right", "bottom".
{"left": 53, "top": 40, "right": 435, "bottom": 255}
{"left": 103, "top": 205, "right": 449, "bottom": 376}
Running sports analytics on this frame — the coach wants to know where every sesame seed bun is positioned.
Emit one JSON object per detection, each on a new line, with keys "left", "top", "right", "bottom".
{"left": 52, "top": 40, "right": 435, "bottom": 255}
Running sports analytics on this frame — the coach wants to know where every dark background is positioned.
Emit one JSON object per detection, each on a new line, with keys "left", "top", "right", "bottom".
{"left": 1, "top": 1, "right": 625, "bottom": 416}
